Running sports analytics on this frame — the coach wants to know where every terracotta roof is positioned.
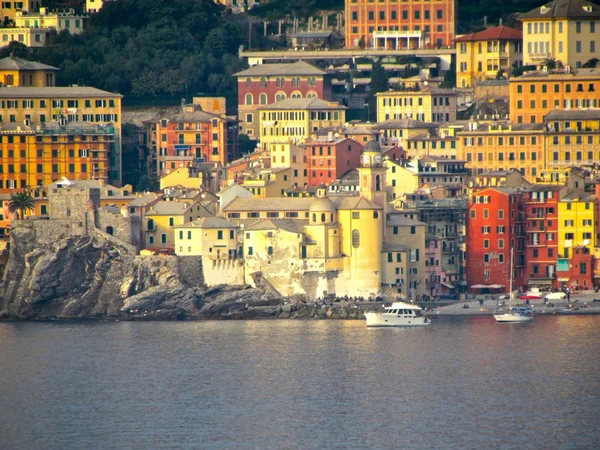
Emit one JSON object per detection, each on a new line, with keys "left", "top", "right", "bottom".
{"left": 519, "top": 0, "right": 600, "bottom": 20}
{"left": 259, "top": 97, "right": 345, "bottom": 111}
{"left": 234, "top": 61, "right": 326, "bottom": 77}
{"left": 455, "top": 26, "right": 522, "bottom": 42}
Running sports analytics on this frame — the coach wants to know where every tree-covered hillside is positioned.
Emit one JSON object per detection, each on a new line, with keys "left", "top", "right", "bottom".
{"left": 6, "top": 0, "right": 247, "bottom": 106}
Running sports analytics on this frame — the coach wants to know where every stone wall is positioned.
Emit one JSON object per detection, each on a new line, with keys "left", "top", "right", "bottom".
{"left": 203, "top": 258, "right": 245, "bottom": 287}
{"left": 97, "top": 211, "right": 141, "bottom": 250}
{"left": 177, "top": 256, "right": 205, "bottom": 287}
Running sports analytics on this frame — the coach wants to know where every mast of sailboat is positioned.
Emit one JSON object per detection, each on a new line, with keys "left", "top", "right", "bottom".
{"left": 509, "top": 247, "right": 514, "bottom": 302}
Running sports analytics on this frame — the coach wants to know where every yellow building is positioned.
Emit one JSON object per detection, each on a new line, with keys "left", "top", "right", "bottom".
{"left": 455, "top": 25, "right": 523, "bottom": 88}
{"left": 0, "top": 86, "right": 123, "bottom": 184}
{"left": 269, "top": 142, "right": 308, "bottom": 188}
{"left": 383, "top": 214, "right": 427, "bottom": 298}
{"left": 519, "top": 0, "right": 600, "bottom": 69}
{"left": 14, "top": 9, "right": 86, "bottom": 34}
{"left": 0, "top": 0, "right": 39, "bottom": 21}
{"left": 457, "top": 120, "right": 545, "bottom": 181}
{"left": 509, "top": 67, "right": 600, "bottom": 124}
{"left": 558, "top": 193, "right": 596, "bottom": 260}
{"left": 85, "top": 0, "right": 106, "bottom": 13}
{"left": 258, "top": 97, "right": 346, "bottom": 149}
{"left": 383, "top": 159, "right": 418, "bottom": 202}
{"left": 0, "top": 121, "right": 117, "bottom": 194}
{"left": 376, "top": 86, "right": 457, "bottom": 123}
{"left": 144, "top": 200, "right": 208, "bottom": 249}
{"left": 0, "top": 55, "right": 57, "bottom": 86}
{"left": 159, "top": 165, "right": 224, "bottom": 193}
{"left": 241, "top": 167, "right": 293, "bottom": 198}
{"left": 174, "top": 216, "right": 239, "bottom": 258}
{"left": 0, "top": 26, "right": 51, "bottom": 47}
{"left": 541, "top": 110, "right": 600, "bottom": 183}
{"left": 373, "top": 118, "right": 439, "bottom": 149}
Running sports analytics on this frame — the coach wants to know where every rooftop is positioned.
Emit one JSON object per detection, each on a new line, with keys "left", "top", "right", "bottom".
{"left": 259, "top": 97, "right": 346, "bottom": 111}
{"left": 0, "top": 86, "right": 122, "bottom": 98}
{"left": 146, "top": 201, "right": 195, "bottom": 216}
{"left": 175, "top": 217, "right": 237, "bottom": 229}
{"left": 374, "top": 118, "right": 438, "bottom": 130}
{"left": 0, "top": 56, "right": 58, "bottom": 71}
{"left": 455, "top": 25, "right": 522, "bottom": 42}
{"left": 234, "top": 61, "right": 326, "bottom": 77}
{"left": 519, "top": 0, "right": 600, "bottom": 20}
{"left": 245, "top": 219, "right": 304, "bottom": 233}
{"left": 545, "top": 109, "right": 600, "bottom": 121}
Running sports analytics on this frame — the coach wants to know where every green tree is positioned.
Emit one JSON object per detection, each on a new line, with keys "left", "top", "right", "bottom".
{"left": 8, "top": 191, "right": 35, "bottom": 219}
{"left": 542, "top": 57, "right": 564, "bottom": 70}
{"left": 582, "top": 58, "right": 599, "bottom": 68}
{"left": 364, "top": 60, "right": 388, "bottom": 121}
{"left": 135, "top": 175, "right": 160, "bottom": 193}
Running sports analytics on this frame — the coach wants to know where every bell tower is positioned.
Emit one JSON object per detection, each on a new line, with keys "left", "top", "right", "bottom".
{"left": 357, "top": 139, "right": 387, "bottom": 207}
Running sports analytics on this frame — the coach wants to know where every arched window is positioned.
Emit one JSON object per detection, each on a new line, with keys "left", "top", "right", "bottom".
{"left": 260, "top": 93, "right": 267, "bottom": 105}
{"left": 307, "top": 76, "right": 316, "bottom": 86}
{"left": 245, "top": 93, "right": 253, "bottom": 105}
{"left": 307, "top": 90, "right": 318, "bottom": 98}
{"left": 321, "top": 213, "right": 326, "bottom": 223}
{"left": 376, "top": 175, "right": 381, "bottom": 191}
{"left": 292, "top": 77, "right": 300, "bottom": 87}
{"left": 276, "top": 92, "right": 287, "bottom": 101}
{"left": 352, "top": 229, "right": 360, "bottom": 248}
{"left": 245, "top": 77, "right": 252, "bottom": 87}
{"left": 260, "top": 77, "right": 267, "bottom": 87}
{"left": 291, "top": 91, "right": 302, "bottom": 98}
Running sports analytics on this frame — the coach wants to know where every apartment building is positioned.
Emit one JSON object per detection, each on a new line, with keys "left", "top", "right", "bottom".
{"left": 345, "top": 0, "right": 457, "bottom": 49}
{"left": 455, "top": 25, "right": 523, "bottom": 88}
{"left": 376, "top": 86, "right": 457, "bottom": 123}
{"left": 519, "top": 0, "right": 600, "bottom": 68}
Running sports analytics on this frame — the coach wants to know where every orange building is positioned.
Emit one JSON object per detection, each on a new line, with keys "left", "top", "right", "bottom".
{"left": 509, "top": 67, "right": 600, "bottom": 124}
{"left": 153, "top": 104, "right": 238, "bottom": 177}
{"left": 345, "top": 0, "right": 457, "bottom": 50}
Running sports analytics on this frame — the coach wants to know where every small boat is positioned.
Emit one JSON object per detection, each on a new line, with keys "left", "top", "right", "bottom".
{"left": 494, "top": 249, "right": 534, "bottom": 323}
{"left": 494, "top": 306, "right": 534, "bottom": 323}
{"left": 519, "top": 287, "right": 542, "bottom": 301}
{"left": 365, "top": 302, "right": 431, "bottom": 327}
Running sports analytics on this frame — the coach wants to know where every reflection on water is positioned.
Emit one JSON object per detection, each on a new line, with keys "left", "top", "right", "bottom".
{"left": 0, "top": 316, "right": 599, "bottom": 450}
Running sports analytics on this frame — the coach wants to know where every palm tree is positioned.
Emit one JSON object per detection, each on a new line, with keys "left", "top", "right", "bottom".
{"left": 542, "top": 58, "right": 564, "bottom": 70}
{"left": 8, "top": 191, "right": 35, "bottom": 220}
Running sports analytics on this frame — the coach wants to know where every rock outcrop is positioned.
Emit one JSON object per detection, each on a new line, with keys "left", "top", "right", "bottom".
{"left": 0, "top": 225, "right": 374, "bottom": 321}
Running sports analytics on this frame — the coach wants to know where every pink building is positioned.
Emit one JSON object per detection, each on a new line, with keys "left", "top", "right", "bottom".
{"left": 234, "top": 61, "right": 331, "bottom": 140}
{"left": 306, "top": 137, "right": 364, "bottom": 186}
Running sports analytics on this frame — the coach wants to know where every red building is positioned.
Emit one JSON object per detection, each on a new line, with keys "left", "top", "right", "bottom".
{"left": 524, "top": 185, "right": 564, "bottom": 289}
{"left": 345, "top": 0, "right": 457, "bottom": 50}
{"left": 234, "top": 62, "right": 331, "bottom": 140}
{"left": 557, "top": 246, "right": 593, "bottom": 290}
{"left": 382, "top": 145, "right": 407, "bottom": 162}
{"left": 306, "top": 137, "right": 364, "bottom": 186}
{"left": 154, "top": 104, "right": 238, "bottom": 177}
{"left": 466, "top": 187, "right": 526, "bottom": 293}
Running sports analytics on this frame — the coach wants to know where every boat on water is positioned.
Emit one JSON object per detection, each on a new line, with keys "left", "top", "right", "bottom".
{"left": 494, "top": 249, "right": 534, "bottom": 323}
{"left": 365, "top": 302, "right": 431, "bottom": 327}
{"left": 519, "top": 287, "right": 543, "bottom": 301}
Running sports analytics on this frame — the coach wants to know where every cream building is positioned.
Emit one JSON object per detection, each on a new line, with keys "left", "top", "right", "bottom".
{"left": 377, "top": 86, "right": 457, "bottom": 123}
{"left": 258, "top": 98, "right": 346, "bottom": 149}
{"left": 519, "top": 0, "right": 600, "bottom": 68}
{"left": 14, "top": 9, "right": 85, "bottom": 34}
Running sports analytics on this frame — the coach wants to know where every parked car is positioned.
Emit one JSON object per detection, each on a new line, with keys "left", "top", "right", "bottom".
{"left": 545, "top": 292, "right": 566, "bottom": 301}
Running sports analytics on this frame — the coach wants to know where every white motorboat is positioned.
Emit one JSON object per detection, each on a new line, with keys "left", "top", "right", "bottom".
{"left": 494, "top": 306, "right": 534, "bottom": 323}
{"left": 365, "top": 302, "right": 431, "bottom": 327}
{"left": 494, "top": 249, "right": 534, "bottom": 323}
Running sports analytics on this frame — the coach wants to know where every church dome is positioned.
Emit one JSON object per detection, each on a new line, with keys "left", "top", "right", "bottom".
{"left": 309, "top": 196, "right": 336, "bottom": 213}
{"left": 364, "top": 139, "right": 382, "bottom": 153}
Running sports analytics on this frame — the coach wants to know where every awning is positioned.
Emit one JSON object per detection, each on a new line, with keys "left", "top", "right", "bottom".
{"left": 441, "top": 282, "right": 455, "bottom": 289}
{"left": 557, "top": 278, "right": 570, "bottom": 282}
{"left": 471, "top": 284, "right": 488, "bottom": 289}
{"left": 488, "top": 284, "right": 505, "bottom": 289}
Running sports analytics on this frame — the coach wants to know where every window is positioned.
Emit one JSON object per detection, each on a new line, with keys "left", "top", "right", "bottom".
{"left": 352, "top": 229, "right": 360, "bottom": 248}
{"left": 352, "top": 212, "right": 360, "bottom": 219}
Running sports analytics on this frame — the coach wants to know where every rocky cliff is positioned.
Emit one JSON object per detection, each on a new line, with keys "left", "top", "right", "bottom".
{"left": 0, "top": 224, "right": 372, "bottom": 321}
{"left": 0, "top": 225, "right": 279, "bottom": 320}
